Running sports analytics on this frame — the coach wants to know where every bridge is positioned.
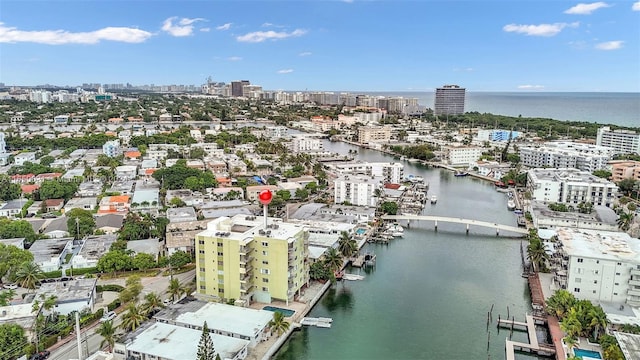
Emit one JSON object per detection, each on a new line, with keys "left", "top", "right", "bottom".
{"left": 381, "top": 214, "right": 528, "bottom": 236}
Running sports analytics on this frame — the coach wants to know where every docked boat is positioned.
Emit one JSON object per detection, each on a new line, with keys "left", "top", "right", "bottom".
{"left": 454, "top": 171, "right": 469, "bottom": 177}
{"left": 385, "top": 223, "right": 404, "bottom": 237}
{"left": 513, "top": 209, "right": 524, "bottom": 215}
{"left": 406, "top": 175, "right": 425, "bottom": 183}
{"left": 507, "top": 200, "right": 516, "bottom": 210}
{"left": 430, "top": 195, "right": 437, "bottom": 204}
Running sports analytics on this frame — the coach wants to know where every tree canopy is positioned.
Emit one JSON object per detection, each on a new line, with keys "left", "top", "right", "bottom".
{"left": 0, "top": 244, "right": 34, "bottom": 284}
{"left": 152, "top": 161, "right": 217, "bottom": 190}
{"left": 0, "top": 218, "right": 40, "bottom": 243}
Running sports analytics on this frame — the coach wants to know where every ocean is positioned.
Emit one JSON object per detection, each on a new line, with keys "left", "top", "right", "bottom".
{"left": 360, "top": 91, "right": 639, "bottom": 128}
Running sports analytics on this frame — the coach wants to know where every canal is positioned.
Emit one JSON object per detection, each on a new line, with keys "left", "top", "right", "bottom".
{"left": 275, "top": 140, "right": 537, "bottom": 360}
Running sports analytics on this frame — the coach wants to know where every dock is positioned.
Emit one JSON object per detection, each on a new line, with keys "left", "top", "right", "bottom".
{"left": 301, "top": 317, "right": 333, "bottom": 328}
{"left": 351, "top": 255, "right": 365, "bottom": 267}
{"left": 497, "top": 314, "right": 556, "bottom": 360}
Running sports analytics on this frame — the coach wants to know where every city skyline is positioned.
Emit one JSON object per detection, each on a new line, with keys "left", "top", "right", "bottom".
{"left": 1, "top": 1, "right": 639, "bottom": 92}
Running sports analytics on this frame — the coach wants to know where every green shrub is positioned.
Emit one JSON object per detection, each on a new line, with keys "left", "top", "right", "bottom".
{"left": 96, "top": 284, "right": 125, "bottom": 293}
{"left": 71, "top": 267, "right": 98, "bottom": 275}
{"left": 42, "top": 270, "right": 63, "bottom": 278}
{"left": 107, "top": 299, "right": 121, "bottom": 311}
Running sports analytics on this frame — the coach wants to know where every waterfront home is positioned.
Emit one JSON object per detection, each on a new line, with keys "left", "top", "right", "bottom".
{"left": 333, "top": 174, "right": 383, "bottom": 207}
{"left": 445, "top": 146, "right": 483, "bottom": 167}
{"left": 527, "top": 168, "right": 618, "bottom": 208}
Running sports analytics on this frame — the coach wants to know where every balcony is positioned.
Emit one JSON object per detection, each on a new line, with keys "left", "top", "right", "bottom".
{"left": 628, "top": 288, "right": 640, "bottom": 297}
{"left": 629, "top": 279, "right": 640, "bottom": 287}
{"left": 239, "top": 255, "right": 254, "bottom": 264}
{"left": 240, "top": 283, "right": 254, "bottom": 293}
{"left": 240, "top": 264, "right": 253, "bottom": 274}
{"left": 631, "top": 268, "right": 640, "bottom": 276}
{"left": 240, "top": 273, "right": 251, "bottom": 283}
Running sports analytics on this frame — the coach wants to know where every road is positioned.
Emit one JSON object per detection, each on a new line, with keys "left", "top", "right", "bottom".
{"left": 49, "top": 269, "right": 195, "bottom": 360}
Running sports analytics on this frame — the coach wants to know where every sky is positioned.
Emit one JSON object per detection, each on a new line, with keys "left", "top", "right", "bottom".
{"left": 0, "top": 1, "right": 639, "bottom": 92}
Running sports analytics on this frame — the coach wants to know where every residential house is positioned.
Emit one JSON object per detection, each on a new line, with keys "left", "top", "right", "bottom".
{"left": 166, "top": 207, "right": 198, "bottom": 223}
{"left": 98, "top": 195, "right": 130, "bottom": 214}
{"left": 94, "top": 214, "right": 124, "bottom": 234}
{"left": 42, "top": 217, "right": 69, "bottom": 238}
{"left": 28, "top": 237, "right": 73, "bottom": 272}
{"left": 71, "top": 234, "right": 117, "bottom": 269}
{"left": 127, "top": 238, "right": 162, "bottom": 261}
{"left": 114, "top": 165, "right": 137, "bottom": 180}
{"left": 63, "top": 197, "right": 98, "bottom": 213}
{"left": 14, "top": 152, "right": 36, "bottom": 166}
{"left": 36, "top": 278, "right": 98, "bottom": 315}
{"left": 43, "top": 199, "right": 65, "bottom": 212}
{"left": 0, "top": 199, "right": 27, "bottom": 218}
{"left": 165, "top": 219, "right": 209, "bottom": 256}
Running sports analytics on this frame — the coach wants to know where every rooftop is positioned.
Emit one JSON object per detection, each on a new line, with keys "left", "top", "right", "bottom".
{"left": 197, "top": 214, "right": 305, "bottom": 244}
{"left": 77, "top": 234, "right": 117, "bottom": 261}
{"left": 37, "top": 278, "right": 97, "bottom": 303}
{"left": 124, "top": 321, "right": 248, "bottom": 360}
{"left": 556, "top": 228, "right": 640, "bottom": 263}
{"left": 530, "top": 201, "right": 618, "bottom": 226}
{"left": 29, "top": 237, "right": 72, "bottom": 264}
{"left": 529, "top": 168, "right": 617, "bottom": 185}
{"left": 615, "top": 331, "right": 640, "bottom": 360}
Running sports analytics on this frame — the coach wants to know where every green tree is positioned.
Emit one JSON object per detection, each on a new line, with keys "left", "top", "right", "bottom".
{"left": 0, "top": 243, "right": 34, "bottom": 284}
{"left": 380, "top": 201, "right": 398, "bottom": 215}
{"left": 119, "top": 275, "right": 143, "bottom": 304}
{"left": 546, "top": 289, "right": 576, "bottom": 319}
{"left": 132, "top": 253, "right": 156, "bottom": 270}
{"left": 38, "top": 179, "right": 78, "bottom": 201}
{"left": 268, "top": 311, "right": 290, "bottom": 336}
{"left": 0, "top": 323, "right": 27, "bottom": 360}
{"left": 120, "top": 303, "right": 146, "bottom": 332}
{"left": 592, "top": 170, "right": 612, "bottom": 179}
{"left": 617, "top": 178, "right": 637, "bottom": 197}
{"left": 97, "top": 250, "right": 133, "bottom": 274}
{"left": 14, "top": 261, "right": 43, "bottom": 291}
{"left": 527, "top": 237, "right": 549, "bottom": 272}
{"left": 588, "top": 305, "right": 608, "bottom": 341}
{"left": 617, "top": 211, "right": 634, "bottom": 231}
{"left": 275, "top": 190, "right": 291, "bottom": 201}
{"left": 169, "top": 250, "right": 192, "bottom": 269}
{"left": 66, "top": 208, "right": 96, "bottom": 239}
{"left": 141, "top": 292, "right": 165, "bottom": 315}
{"left": 96, "top": 320, "right": 118, "bottom": 352}
{"left": 197, "top": 321, "right": 216, "bottom": 360}
{"left": 167, "top": 278, "right": 183, "bottom": 302}
{"left": 309, "top": 261, "right": 332, "bottom": 281}
{"left": 323, "top": 248, "right": 343, "bottom": 273}
{"left": 0, "top": 218, "right": 40, "bottom": 243}
{"left": 295, "top": 188, "right": 309, "bottom": 201}
{"left": 0, "top": 289, "right": 16, "bottom": 306}
{"left": 337, "top": 231, "right": 357, "bottom": 258}
{"left": 0, "top": 174, "right": 21, "bottom": 201}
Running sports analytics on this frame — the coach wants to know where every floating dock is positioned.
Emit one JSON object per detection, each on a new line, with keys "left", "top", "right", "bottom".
{"left": 301, "top": 317, "right": 333, "bottom": 328}
{"left": 497, "top": 314, "right": 556, "bottom": 360}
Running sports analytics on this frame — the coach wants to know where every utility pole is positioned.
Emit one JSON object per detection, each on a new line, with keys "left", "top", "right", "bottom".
{"left": 75, "top": 312, "right": 83, "bottom": 360}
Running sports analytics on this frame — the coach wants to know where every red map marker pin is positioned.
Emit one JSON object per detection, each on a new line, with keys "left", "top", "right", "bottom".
{"left": 258, "top": 189, "right": 273, "bottom": 205}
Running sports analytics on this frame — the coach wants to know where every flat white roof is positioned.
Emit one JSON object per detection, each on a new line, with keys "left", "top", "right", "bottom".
{"left": 175, "top": 302, "right": 273, "bottom": 337}
{"left": 198, "top": 215, "right": 304, "bottom": 244}
{"left": 556, "top": 227, "right": 640, "bottom": 263}
{"left": 126, "top": 322, "right": 248, "bottom": 360}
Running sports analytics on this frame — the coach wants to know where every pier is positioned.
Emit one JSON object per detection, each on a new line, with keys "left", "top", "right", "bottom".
{"left": 381, "top": 214, "right": 528, "bottom": 236}
{"left": 497, "top": 314, "right": 556, "bottom": 360}
{"left": 301, "top": 317, "right": 333, "bottom": 328}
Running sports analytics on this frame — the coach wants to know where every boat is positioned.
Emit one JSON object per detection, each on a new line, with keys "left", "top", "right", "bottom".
{"left": 406, "top": 175, "right": 425, "bottom": 183}
{"left": 385, "top": 223, "right": 404, "bottom": 237}
{"left": 454, "top": 171, "right": 469, "bottom": 177}
{"left": 513, "top": 209, "right": 524, "bottom": 215}
{"left": 343, "top": 274, "right": 365, "bottom": 281}
{"left": 430, "top": 195, "right": 437, "bottom": 204}
{"left": 495, "top": 181, "right": 507, "bottom": 188}
{"left": 507, "top": 200, "right": 516, "bottom": 210}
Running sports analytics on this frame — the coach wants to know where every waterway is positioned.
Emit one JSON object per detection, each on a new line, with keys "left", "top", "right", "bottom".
{"left": 275, "top": 140, "right": 538, "bottom": 360}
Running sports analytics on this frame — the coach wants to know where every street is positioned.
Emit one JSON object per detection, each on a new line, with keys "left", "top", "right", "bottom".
{"left": 49, "top": 269, "right": 195, "bottom": 360}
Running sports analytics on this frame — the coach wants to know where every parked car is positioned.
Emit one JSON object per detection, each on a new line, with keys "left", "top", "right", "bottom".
{"left": 163, "top": 298, "right": 172, "bottom": 306}
{"left": 29, "top": 350, "right": 50, "bottom": 360}
{"left": 2, "top": 283, "right": 18, "bottom": 290}
{"left": 100, "top": 311, "right": 117, "bottom": 323}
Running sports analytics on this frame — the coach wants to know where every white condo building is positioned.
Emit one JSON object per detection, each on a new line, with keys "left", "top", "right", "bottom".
{"left": 553, "top": 228, "right": 640, "bottom": 306}
{"left": 327, "top": 162, "right": 404, "bottom": 184}
{"left": 290, "top": 135, "right": 324, "bottom": 153}
{"left": 334, "top": 174, "right": 383, "bottom": 207}
{"left": 102, "top": 140, "right": 122, "bottom": 158}
{"left": 445, "top": 146, "right": 483, "bottom": 166}
{"left": 596, "top": 126, "right": 640, "bottom": 155}
{"left": 527, "top": 168, "right": 617, "bottom": 208}
{"left": 358, "top": 126, "right": 391, "bottom": 144}
{"left": 519, "top": 141, "right": 614, "bottom": 172}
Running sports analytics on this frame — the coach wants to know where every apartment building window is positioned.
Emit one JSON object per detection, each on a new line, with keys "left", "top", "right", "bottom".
{"left": 614, "top": 292, "right": 618, "bottom": 296}
{"left": 260, "top": 269, "right": 270, "bottom": 275}
{"left": 594, "top": 280, "right": 598, "bottom": 284}
{"left": 199, "top": 250, "right": 205, "bottom": 254}
{"left": 592, "top": 290, "right": 596, "bottom": 294}
{"left": 218, "top": 288, "right": 224, "bottom": 293}
{"left": 217, "top": 252, "right": 224, "bottom": 256}
{"left": 577, "top": 258, "right": 584, "bottom": 263}
{"left": 219, "top": 279, "right": 224, "bottom": 284}
{"left": 198, "top": 240, "right": 204, "bottom": 245}
{"left": 262, "top": 278, "right": 269, "bottom": 283}
{"left": 217, "top": 242, "right": 223, "bottom": 247}
{"left": 218, "top": 261, "right": 223, "bottom": 266}
{"left": 199, "top": 267, "right": 205, "bottom": 272}
{"left": 262, "top": 251, "right": 268, "bottom": 256}
{"left": 574, "top": 288, "right": 580, "bottom": 292}
{"left": 262, "top": 260, "right": 269, "bottom": 265}
{"left": 594, "top": 270, "right": 599, "bottom": 275}
{"left": 200, "top": 285, "right": 206, "bottom": 290}
{"left": 616, "top": 272, "right": 621, "bottom": 276}
{"left": 262, "top": 287, "right": 269, "bottom": 291}
{"left": 262, "top": 241, "right": 269, "bottom": 247}
{"left": 615, "top": 282, "right": 619, "bottom": 286}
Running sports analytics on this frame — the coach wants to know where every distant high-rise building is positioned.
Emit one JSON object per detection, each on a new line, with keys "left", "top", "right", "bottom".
{"left": 434, "top": 84, "right": 465, "bottom": 116}
{"left": 596, "top": 126, "right": 640, "bottom": 155}
{"left": 231, "top": 80, "right": 250, "bottom": 97}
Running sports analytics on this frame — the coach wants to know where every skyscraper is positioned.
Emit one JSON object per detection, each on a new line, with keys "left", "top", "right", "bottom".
{"left": 434, "top": 84, "right": 466, "bottom": 116}
{"left": 231, "top": 80, "right": 250, "bottom": 97}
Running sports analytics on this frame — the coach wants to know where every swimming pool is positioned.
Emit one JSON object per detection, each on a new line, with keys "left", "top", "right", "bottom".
{"left": 263, "top": 306, "right": 295, "bottom": 317}
{"left": 574, "top": 348, "right": 602, "bottom": 359}
{"left": 356, "top": 228, "right": 366, "bottom": 235}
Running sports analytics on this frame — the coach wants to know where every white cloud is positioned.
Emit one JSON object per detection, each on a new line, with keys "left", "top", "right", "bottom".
{"left": 595, "top": 40, "right": 624, "bottom": 50}
{"left": 236, "top": 29, "right": 307, "bottom": 43}
{"left": 0, "top": 22, "right": 152, "bottom": 44}
{"left": 503, "top": 22, "right": 579, "bottom": 36}
{"left": 262, "top": 23, "right": 274, "bottom": 27}
{"left": 162, "top": 17, "right": 205, "bottom": 37}
{"left": 227, "top": 56, "right": 242, "bottom": 61}
{"left": 216, "top": 23, "right": 232, "bottom": 31}
{"left": 633, "top": 1, "right": 640, "bottom": 11}
{"left": 564, "top": 2, "right": 610, "bottom": 15}
{"left": 200, "top": 28, "right": 210, "bottom": 32}
{"left": 517, "top": 85, "right": 545, "bottom": 90}
{"left": 277, "top": 69, "right": 294, "bottom": 74}
{"left": 299, "top": 51, "right": 312, "bottom": 56}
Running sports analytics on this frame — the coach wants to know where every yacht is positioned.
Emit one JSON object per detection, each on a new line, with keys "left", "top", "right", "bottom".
{"left": 406, "top": 175, "right": 425, "bottom": 183}
{"left": 430, "top": 195, "right": 437, "bottom": 204}
{"left": 454, "top": 171, "right": 469, "bottom": 177}
{"left": 507, "top": 200, "right": 516, "bottom": 210}
{"left": 385, "top": 223, "right": 404, "bottom": 237}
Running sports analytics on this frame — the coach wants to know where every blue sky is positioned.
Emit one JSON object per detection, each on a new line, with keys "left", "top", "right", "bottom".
{"left": 1, "top": 1, "right": 639, "bottom": 92}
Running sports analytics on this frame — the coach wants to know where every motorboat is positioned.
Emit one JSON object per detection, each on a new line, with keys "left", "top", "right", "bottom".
{"left": 406, "top": 175, "right": 425, "bottom": 183}
{"left": 454, "top": 171, "right": 469, "bottom": 177}
{"left": 385, "top": 223, "right": 404, "bottom": 237}
{"left": 507, "top": 200, "right": 516, "bottom": 210}
{"left": 430, "top": 195, "right": 437, "bottom": 204}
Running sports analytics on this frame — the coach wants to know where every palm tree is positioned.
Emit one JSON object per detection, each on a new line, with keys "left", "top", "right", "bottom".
{"left": 120, "top": 303, "right": 146, "bottom": 332}
{"left": 323, "top": 248, "right": 344, "bottom": 273}
{"left": 563, "top": 336, "right": 578, "bottom": 352}
{"left": 546, "top": 290, "right": 576, "bottom": 320}
{"left": 14, "top": 261, "right": 43, "bottom": 291}
{"left": 527, "top": 239, "right": 549, "bottom": 273}
{"left": 167, "top": 278, "right": 182, "bottom": 302}
{"left": 96, "top": 319, "right": 118, "bottom": 352}
{"left": 588, "top": 305, "right": 608, "bottom": 341}
{"left": 617, "top": 212, "right": 634, "bottom": 231}
{"left": 142, "top": 292, "right": 164, "bottom": 315}
{"left": 337, "top": 232, "right": 358, "bottom": 258}
{"left": 268, "top": 311, "right": 290, "bottom": 336}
